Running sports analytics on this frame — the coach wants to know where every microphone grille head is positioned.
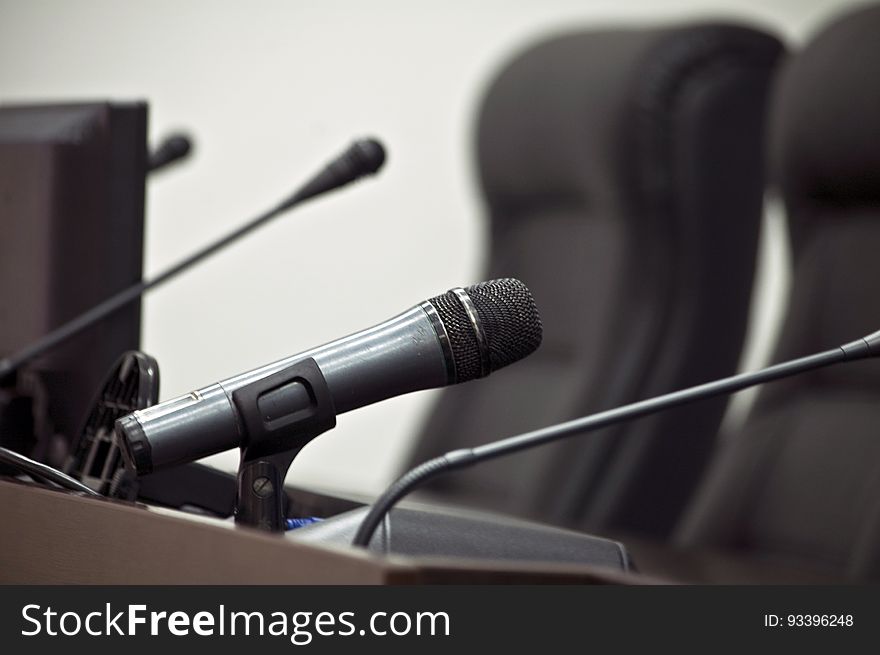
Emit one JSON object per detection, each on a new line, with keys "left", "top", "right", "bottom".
{"left": 427, "top": 278, "right": 542, "bottom": 383}
{"left": 282, "top": 137, "right": 387, "bottom": 208}
{"left": 164, "top": 134, "right": 193, "bottom": 158}
{"left": 352, "top": 138, "right": 386, "bottom": 175}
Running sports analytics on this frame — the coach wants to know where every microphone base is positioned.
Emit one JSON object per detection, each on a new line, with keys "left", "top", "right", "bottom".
{"left": 290, "top": 505, "right": 634, "bottom": 572}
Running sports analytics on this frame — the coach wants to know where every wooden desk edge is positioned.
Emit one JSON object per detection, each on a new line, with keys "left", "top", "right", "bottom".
{"left": 0, "top": 478, "right": 650, "bottom": 585}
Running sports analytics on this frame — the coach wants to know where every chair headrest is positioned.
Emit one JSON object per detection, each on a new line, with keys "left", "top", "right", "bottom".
{"left": 771, "top": 5, "right": 880, "bottom": 209}
{"left": 476, "top": 23, "right": 782, "bottom": 218}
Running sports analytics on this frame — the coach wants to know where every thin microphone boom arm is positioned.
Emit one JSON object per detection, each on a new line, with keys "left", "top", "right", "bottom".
{"left": 352, "top": 330, "right": 880, "bottom": 547}
{"left": 0, "top": 138, "right": 386, "bottom": 379}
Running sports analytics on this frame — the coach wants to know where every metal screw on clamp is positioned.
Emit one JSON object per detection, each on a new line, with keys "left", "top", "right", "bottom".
{"left": 252, "top": 476, "right": 274, "bottom": 497}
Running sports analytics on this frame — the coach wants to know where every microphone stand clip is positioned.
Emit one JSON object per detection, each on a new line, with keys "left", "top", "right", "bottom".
{"left": 231, "top": 358, "right": 336, "bottom": 532}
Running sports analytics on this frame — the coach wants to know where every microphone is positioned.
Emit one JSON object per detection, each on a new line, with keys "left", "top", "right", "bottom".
{"left": 0, "top": 137, "right": 387, "bottom": 380}
{"left": 148, "top": 133, "right": 193, "bottom": 173}
{"left": 351, "top": 329, "right": 880, "bottom": 547}
{"left": 117, "top": 278, "right": 543, "bottom": 476}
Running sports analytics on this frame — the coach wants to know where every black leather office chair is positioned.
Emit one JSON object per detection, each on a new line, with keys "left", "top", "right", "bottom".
{"left": 677, "top": 5, "right": 880, "bottom": 581}
{"left": 406, "top": 23, "right": 783, "bottom": 538}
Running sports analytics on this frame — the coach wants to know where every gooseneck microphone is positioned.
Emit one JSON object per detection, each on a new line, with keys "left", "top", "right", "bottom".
{"left": 0, "top": 138, "right": 386, "bottom": 380}
{"left": 351, "top": 329, "right": 880, "bottom": 547}
{"left": 117, "top": 278, "right": 542, "bottom": 476}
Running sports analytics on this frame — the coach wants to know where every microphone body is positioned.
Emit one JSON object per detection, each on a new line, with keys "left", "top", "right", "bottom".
{"left": 121, "top": 305, "right": 448, "bottom": 474}
{"left": 118, "top": 278, "right": 542, "bottom": 476}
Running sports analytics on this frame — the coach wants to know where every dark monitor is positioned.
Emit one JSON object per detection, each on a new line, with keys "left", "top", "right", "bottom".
{"left": 0, "top": 102, "right": 147, "bottom": 465}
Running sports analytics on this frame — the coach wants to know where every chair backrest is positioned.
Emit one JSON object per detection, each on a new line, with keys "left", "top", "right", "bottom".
{"left": 406, "top": 23, "right": 783, "bottom": 538}
{"left": 677, "top": 5, "right": 880, "bottom": 580}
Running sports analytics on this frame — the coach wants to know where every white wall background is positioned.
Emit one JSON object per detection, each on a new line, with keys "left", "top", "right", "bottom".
{"left": 0, "top": 0, "right": 866, "bottom": 496}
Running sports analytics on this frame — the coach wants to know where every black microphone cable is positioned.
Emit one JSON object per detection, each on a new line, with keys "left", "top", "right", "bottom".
{"left": 0, "top": 445, "right": 101, "bottom": 497}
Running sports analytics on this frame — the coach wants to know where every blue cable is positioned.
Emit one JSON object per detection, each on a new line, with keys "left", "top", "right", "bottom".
{"left": 285, "top": 517, "right": 323, "bottom": 530}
